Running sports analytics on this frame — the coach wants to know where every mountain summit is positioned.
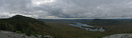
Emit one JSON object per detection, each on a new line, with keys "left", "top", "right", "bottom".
{"left": 0, "top": 15, "right": 49, "bottom": 36}
{"left": 9, "top": 15, "right": 33, "bottom": 19}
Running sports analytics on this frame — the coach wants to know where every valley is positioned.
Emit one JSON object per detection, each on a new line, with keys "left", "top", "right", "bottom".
{"left": 40, "top": 18, "right": 132, "bottom": 38}
{"left": 0, "top": 15, "right": 132, "bottom": 38}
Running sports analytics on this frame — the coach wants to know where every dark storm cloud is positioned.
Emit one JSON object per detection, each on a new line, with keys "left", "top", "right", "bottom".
{"left": 0, "top": 0, "right": 132, "bottom": 19}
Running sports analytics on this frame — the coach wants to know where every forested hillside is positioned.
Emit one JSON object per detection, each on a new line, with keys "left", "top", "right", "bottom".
{"left": 40, "top": 19, "right": 132, "bottom": 38}
{"left": 1, "top": 15, "right": 132, "bottom": 38}
{"left": 0, "top": 15, "right": 49, "bottom": 37}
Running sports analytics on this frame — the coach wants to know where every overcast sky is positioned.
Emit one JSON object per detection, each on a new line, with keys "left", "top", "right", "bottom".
{"left": 0, "top": 0, "right": 132, "bottom": 19}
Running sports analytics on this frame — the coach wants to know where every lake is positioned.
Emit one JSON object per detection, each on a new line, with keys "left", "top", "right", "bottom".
{"left": 69, "top": 22, "right": 105, "bottom": 32}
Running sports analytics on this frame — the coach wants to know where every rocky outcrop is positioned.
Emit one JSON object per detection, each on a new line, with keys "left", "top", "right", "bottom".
{"left": 0, "top": 30, "right": 37, "bottom": 38}
{"left": 103, "top": 33, "right": 132, "bottom": 38}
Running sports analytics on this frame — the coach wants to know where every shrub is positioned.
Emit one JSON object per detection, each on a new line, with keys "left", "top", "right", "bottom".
{"left": 16, "top": 31, "right": 22, "bottom": 33}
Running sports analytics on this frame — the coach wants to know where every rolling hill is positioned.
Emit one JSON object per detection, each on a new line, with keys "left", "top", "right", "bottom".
{"left": 0, "top": 15, "right": 49, "bottom": 37}
{"left": 0, "top": 15, "right": 105, "bottom": 38}
{"left": 1, "top": 15, "right": 132, "bottom": 38}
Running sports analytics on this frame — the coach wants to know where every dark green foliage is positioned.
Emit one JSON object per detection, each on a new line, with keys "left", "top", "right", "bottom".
{"left": 42, "top": 33, "right": 44, "bottom": 38}
{"left": 25, "top": 27, "right": 33, "bottom": 36}
{"left": 0, "top": 23, "right": 6, "bottom": 30}
{"left": 0, "top": 15, "right": 49, "bottom": 36}
{"left": 3, "top": 15, "right": 132, "bottom": 38}
{"left": 88, "top": 18, "right": 121, "bottom": 26}
{"left": 16, "top": 31, "right": 22, "bottom": 33}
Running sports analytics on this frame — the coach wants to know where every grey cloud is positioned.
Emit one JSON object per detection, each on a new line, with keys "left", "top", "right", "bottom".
{"left": 0, "top": 0, "right": 132, "bottom": 19}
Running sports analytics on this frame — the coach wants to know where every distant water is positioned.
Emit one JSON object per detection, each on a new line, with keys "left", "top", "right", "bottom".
{"left": 69, "top": 22, "right": 105, "bottom": 32}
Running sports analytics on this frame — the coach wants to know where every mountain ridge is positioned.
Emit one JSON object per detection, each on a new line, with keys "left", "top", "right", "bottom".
{"left": 0, "top": 15, "right": 50, "bottom": 37}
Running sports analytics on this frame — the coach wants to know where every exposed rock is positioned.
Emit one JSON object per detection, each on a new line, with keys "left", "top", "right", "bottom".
{"left": 0, "top": 30, "right": 37, "bottom": 38}
{"left": 44, "top": 35, "right": 52, "bottom": 38}
{"left": 0, "top": 30, "right": 53, "bottom": 38}
{"left": 103, "top": 33, "right": 132, "bottom": 38}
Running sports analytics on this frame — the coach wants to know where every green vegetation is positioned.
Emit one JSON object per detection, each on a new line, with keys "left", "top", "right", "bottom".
{"left": 89, "top": 19, "right": 121, "bottom": 25}
{"left": 43, "top": 22, "right": 106, "bottom": 38}
{"left": 0, "top": 15, "right": 49, "bottom": 36}
{"left": 1, "top": 15, "right": 132, "bottom": 38}
{"left": 15, "top": 31, "right": 22, "bottom": 33}
{"left": 40, "top": 18, "right": 132, "bottom": 38}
